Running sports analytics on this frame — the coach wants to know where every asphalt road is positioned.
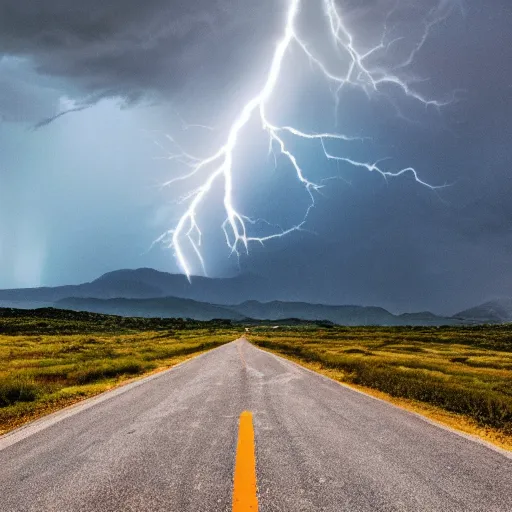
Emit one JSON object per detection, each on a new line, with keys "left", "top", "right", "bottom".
{"left": 1, "top": 339, "right": 511, "bottom": 511}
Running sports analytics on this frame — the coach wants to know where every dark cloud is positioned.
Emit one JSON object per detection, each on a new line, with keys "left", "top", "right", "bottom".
{"left": 0, "top": 0, "right": 281, "bottom": 122}
{"left": 32, "top": 105, "right": 89, "bottom": 130}
{"left": 1, "top": 0, "right": 512, "bottom": 314}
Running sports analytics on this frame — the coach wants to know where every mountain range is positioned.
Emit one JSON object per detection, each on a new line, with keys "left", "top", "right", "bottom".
{"left": 0, "top": 268, "right": 510, "bottom": 325}
{"left": 0, "top": 268, "right": 272, "bottom": 305}
{"left": 54, "top": 297, "right": 454, "bottom": 325}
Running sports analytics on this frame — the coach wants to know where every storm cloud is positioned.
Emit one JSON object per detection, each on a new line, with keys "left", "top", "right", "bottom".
{"left": 0, "top": 0, "right": 282, "bottom": 123}
{"left": 1, "top": 0, "right": 512, "bottom": 314}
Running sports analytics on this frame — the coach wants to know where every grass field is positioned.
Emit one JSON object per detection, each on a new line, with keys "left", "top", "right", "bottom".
{"left": 249, "top": 325, "right": 512, "bottom": 448}
{"left": 0, "top": 309, "right": 239, "bottom": 434}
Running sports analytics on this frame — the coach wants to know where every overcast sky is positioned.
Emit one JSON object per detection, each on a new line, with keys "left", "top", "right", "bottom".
{"left": 1, "top": 0, "right": 511, "bottom": 314}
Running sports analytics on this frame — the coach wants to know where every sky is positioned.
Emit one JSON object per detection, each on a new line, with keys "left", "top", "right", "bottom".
{"left": 1, "top": 0, "right": 512, "bottom": 315}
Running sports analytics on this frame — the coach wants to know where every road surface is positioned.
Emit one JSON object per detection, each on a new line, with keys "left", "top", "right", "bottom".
{"left": 1, "top": 339, "right": 511, "bottom": 511}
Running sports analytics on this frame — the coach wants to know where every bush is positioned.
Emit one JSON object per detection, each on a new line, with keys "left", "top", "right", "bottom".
{"left": 0, "top": 377, "right": 41, "bottom": 407}
{"left": 141, "top": 340, "right": 222, "bottom": 361}
{"left": 68, "top": 359, "right": 149, "bottom": 385}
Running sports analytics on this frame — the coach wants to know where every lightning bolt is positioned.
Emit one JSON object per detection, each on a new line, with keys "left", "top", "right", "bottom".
{"left": 159, "top": 0, "right": 453, "bottom": 280}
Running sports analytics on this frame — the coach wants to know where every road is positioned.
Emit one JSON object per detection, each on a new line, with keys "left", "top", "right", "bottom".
{"left": 1, "top": 339, "right": 511, "bottom": 511}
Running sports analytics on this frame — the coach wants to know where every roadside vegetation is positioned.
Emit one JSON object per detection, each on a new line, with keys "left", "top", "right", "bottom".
{"left": 0, "top": 308, "right": 239, "bottom": 434}
{"left": 249, "top": 325, "right": 512, "bottom": 449}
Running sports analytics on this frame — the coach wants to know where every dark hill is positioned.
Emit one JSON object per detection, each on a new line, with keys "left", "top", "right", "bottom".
{"left": 454, "top": 299, "right": 512, "bottom": 324}
{"left": 230, "top": 300, "right": 397, "bottom": 325}
{"left": 229, "top": 300, "right": 458, "bottom": 326}
{"left": 55, "top": 295, "right": 459, "bottom": 326}
{"left": 56, "top": 296, "right": 246, "bottom": 321}
{"left": 0, "top": 268, "right": 272, "bottom": 306}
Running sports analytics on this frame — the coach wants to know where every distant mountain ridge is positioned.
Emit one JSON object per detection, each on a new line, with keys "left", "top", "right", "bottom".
{"left": 57, "top": 297, "right": 244, "bottom": 321}
{"left": 55, "top": 296, "right": 460, "bottom": 326}
{"left": 0, "top": 267, "right": 510, "bottom": 325}
{"left": 0, "top": 268, "right": 273, "bottom": 305}
{"left": 454, "top": 299, "right": 512, "bottom": 324}
{"left": 231, "top": 300, "right": 398, "bottom": 325}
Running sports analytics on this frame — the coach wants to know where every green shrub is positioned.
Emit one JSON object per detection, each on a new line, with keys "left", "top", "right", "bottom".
{"left": 343, "top": 348, "right": 367, "bottom": 354}
{"left": 0, "top": 377, "right": 41, "bottom": 407}
{"left": 141, "top": 340, "right": 223, "bottom": 361}
{"left": 68, "top": 359, "right": 149, "bottom": 385}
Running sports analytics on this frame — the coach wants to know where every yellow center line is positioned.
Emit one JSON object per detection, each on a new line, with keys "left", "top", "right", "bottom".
{"left": 232, "top": 411, "right": 258, "bottom": 511}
